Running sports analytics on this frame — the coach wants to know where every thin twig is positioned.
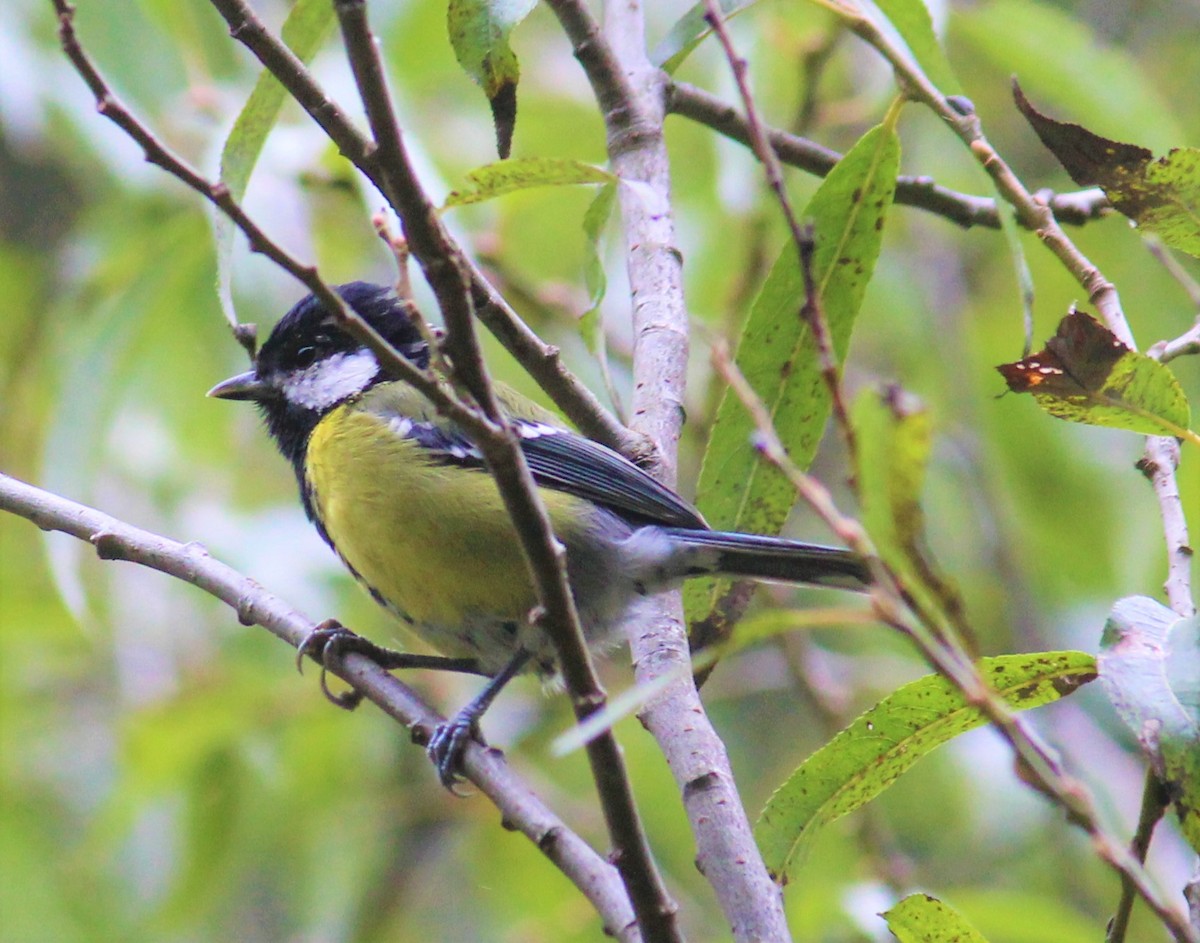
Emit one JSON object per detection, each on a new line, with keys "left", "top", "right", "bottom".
{"left": 702, "top": 2, "right": 856, "bottom": 461}
{"left": 1108, "top": 770, "right": 1172, "bottom": 943}
{"left": 665, "top": 80, "right": 1111, "bottom": 231}
{"left": 0, "top": 471, "right": 639, "bottom": 940}
{"left": 51, "top": 0, "right": 466, "bottom": 420}
{"left": 1155, "top": 321, "right": 1200, "bottom": 363}
{"left": 834, "top": 5, "right": 1131, "bottom": 342}
{"left": 205, "top": 0, "right": 633, "bottom": 453}
{"left": 708, "top": 340, "right": 867, "bottom": 552}
{"left": 326, "top": 6, "right": 678, "bottom": 938}
{"left": 790, "top": 26, "right": 841, "bottom": 134}
{"left": 1144, "top": 236, "right": 1200, "bottom": 310}
{"left": 817, "top": 7, "right": 1196, "bottom": 937}
{"left": 330, "top": 0, "right": 494, "bottom": 413}
{"left": 711, "top": 337, "right": 1196, "bottom": 943}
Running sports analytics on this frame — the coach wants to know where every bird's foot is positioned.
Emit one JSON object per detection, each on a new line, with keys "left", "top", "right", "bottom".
{"left": 295, "top": 619, "right": 411, "bottom": 710}
{"left": 426, "top": 713, "right": 486, "bottom": 794}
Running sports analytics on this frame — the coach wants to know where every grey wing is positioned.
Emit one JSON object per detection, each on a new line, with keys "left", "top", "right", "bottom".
{"left": 516, "top": 424, "right": 707, "bottom": 529}
{"left": 362, "top": 388, "right": 706, "bottom": 529}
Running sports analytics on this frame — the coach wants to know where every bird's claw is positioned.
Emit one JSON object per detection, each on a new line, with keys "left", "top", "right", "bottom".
{"left": 296, "top": 619, "right": 348, "bottom": 672}
{"left": 427, "top": 716, "right": 484, "bottom": 794}
{"left": 295, "top": 619, "right": 365, "bottom": 710}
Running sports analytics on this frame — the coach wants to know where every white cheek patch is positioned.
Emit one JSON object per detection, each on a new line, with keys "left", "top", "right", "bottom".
{"left": 281, "top": 350, "right": 379, "bottom": 410}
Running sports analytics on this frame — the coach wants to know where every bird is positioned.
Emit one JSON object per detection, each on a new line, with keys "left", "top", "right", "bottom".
{"left": 209, "top": 281, "right": 869, "bottom": 785}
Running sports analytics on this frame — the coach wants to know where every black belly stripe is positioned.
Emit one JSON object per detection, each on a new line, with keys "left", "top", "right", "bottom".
{"left": 329, "top": 537, "right": 415, "bottom": 626}
{"left": 366, "top": 582, "right": 415, "bottom": 625}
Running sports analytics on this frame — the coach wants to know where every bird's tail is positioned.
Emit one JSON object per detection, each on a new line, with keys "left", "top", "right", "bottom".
{"left": 658, "top": 528, "right": 870, "bottom": 590}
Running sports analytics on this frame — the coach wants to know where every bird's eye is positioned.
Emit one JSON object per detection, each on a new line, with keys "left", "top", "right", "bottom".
{"left": 294, "top": 345, "right": 317, "bottom": 368}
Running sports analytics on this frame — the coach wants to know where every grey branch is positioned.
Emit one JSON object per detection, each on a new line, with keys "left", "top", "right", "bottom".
{"left": 0, "top": 470, "right": 640, "bottom": 941}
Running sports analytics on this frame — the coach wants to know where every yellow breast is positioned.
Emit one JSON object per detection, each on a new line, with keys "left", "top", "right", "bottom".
{"left": 303, "top": 403, "right": 582, "bottom": 662}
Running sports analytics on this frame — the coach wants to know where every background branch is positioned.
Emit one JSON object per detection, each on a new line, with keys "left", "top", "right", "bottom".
{"left": 1108, "top": 770, "right": 1173, "bottom": 943}
{"left": 666, "top": 80, "right": 1111, "bottom": 231}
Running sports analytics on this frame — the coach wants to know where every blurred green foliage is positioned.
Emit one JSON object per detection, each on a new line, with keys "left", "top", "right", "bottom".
{"left": 1, "top": 0, "right": 1198, "bottom": 941}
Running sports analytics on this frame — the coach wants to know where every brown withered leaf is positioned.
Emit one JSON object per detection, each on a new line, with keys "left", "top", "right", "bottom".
{"left": 1013, "top": 81, "right": 1200, "bottom": 257}
{"left": 997, "top": 308, "right": 1124, "bottom": 396}
{"left": 997, "top": 309, "right": 1192, "bottom": 438}
{"left": 1013, "top": 80, "right": 1152, "bottom": 191}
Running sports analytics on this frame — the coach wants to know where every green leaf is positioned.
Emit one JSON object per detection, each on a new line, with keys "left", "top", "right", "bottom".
{"left": 581, "top": 182, "right": 616, "bottom": 309}
{"left": 213, "top": 0, "right": 334, "bottom": 329}
{"left": 446, "top": 0, "right": 537, "bottom": 158}
{"left": 755, "top": 651, "right": 1097, "bottom": 880}
{"left": 854, "top": 385, "right": 963, "bottom": 634}
{"left": 579, "top": 182, "right": 624, "bottom": 415}
{"left": 442, "top": 157, "right": 615, "bottom": 208}
{"left": 997, "top": 309, "right": 1194, "bottom": 440}
{"left": 650, "top": 0, "right": 760, "bottom": 74}
{"left": 883, "top": 894, "right": 991, "bottom": 943}
{"left": 687, "top": 123, "right": 899, "bottom": 633}
{"left": 1013, "top": 84, "right": 1200, "bottom": 258}
{"left": 1099, "top": 597, "right": 1200, "bottom": 853}
{"left": 1140, "top": 149, "right": 1200, "bottom": 257}
{"left": 870, "top": 0, "right": 959, "bottom": 93}
{"left": 855, "top": 385, "right": 931, "bottom": 559}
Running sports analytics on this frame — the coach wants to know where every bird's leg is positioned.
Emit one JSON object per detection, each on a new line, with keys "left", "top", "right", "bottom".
{"left": 427, "top": 647, "right": 533, "bottom": 790}
{"left": 297, "top": 619, "right": 488, "bottom": 709}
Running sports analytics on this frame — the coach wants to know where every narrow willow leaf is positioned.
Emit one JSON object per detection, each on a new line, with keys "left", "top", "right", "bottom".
{"left": 579, "top": 183, "right": 624, "bottom": 415}
{"left": 755, "top": 651, "right": 1097, "bottom": 880}
{"left": 1099, "top": 597, "right": 1200, "bottom": 852}
{"left": 687, "top": 124, "right": 899, "bottom": 633}
{"left": 1013, "top": 83, "right": 1200, "bottom": 257}
{"left": 871, "top": 0, "right": 959, "bottom": 93}
{"left": 855, "top": 385, "right": 931, "bottom": 557}
{"left": 994, "top": 191, "right": 1036, "bottom": 355}
{"left": 883, "top": 894, "right": 991, "bottom": 943}
{"left": 214, "top": 0, "right": 334, "bottom": 329}
{"left": 581, "top": 182, "right": 617, "bottom": 308}
{"left": 997, "top": 309, "right": 1194, "bottom": 441}
{"left": 854, "top": 386, "right": 964, "bottom": 636}
{"left": 446, "top": 0, "right": 537, "bottom": 157}
{"left": 650, "top": 0, "right": 759, "bottom": 74}
{"left": 442, "top": 158, "right": 614, "bottom": 208}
